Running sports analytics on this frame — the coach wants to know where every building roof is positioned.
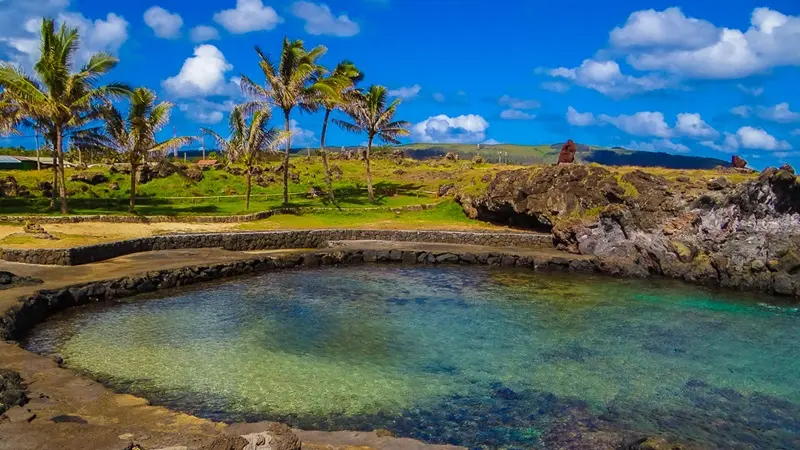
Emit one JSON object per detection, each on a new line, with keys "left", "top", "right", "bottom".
{"left": 0, "top": 155, "right": 22, "bottom": 164}
{"left": 13, "top": 156, "right": 76, "bottom": 167}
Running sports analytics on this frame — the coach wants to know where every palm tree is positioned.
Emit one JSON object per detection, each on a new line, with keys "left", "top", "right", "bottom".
{"left": 202, "top": 106, "right": 286, "bottom": 210}
{"left": 239, "top": 37, "right": 334, "bottom": 205}
{"left": 317, "top": 60, "right": 363, "bottom": 203}
{"left": 0, "top": 18, "right": 129, "bottom": 213}
{"left": 334, "top": 85, "right": 410, "bottom": 203}
{"left": 76, "top": 88, "right": 192, "bottom": 212}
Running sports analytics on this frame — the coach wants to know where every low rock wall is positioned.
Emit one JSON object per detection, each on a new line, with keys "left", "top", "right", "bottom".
{"left": 0, "top": 248, "right": 595, "bottom": 340}
{"left": 0, "top": 230, "right": 553, "bottom": 266}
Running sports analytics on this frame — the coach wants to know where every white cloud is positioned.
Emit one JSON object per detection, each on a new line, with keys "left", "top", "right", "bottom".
{"left": 758, "top": 103, "right": 800, "bottom": 123}
{"left": 675, "top": 113, "right": 718, "bottom": 139}
{"left": 730, "top": 105, "right": 751, "bottom": 117}
{"left": 610, "top": 7, "right": 720, "bottom": 49}
{"left": 792, "top": 129, "right": 800, "bottom": 136}
{"left": 190, "top": 25, "right": 220, "bottom": 43}
{"left": 179, "top": 99, "right": 236, "bottom": 125}
{"left": 737, "top": 84, "right": 764, "bottom": 97}
{"left": 290, "top": 2, "right": 359, "bottom": 37}
{"left": 498, "top": 95, "right": 540, "bottom": 109}
{"left": 432, "top": 92, "right": 445, "bottom": 103}
{"left": 412, "top": 114, "right": 490, "bottom": 144}
{"left": 162, "top": 45, "right": 237, "bottom": 98}
{"left": 213, "top": 0, "right": 283, "bottom": 34}
{"left": 627, "top": 139, "right": 690, "bottom": 153}
{"left": 540, "top": 81, "right": 570, "bottom": 93}
{"left": 736, "top": 126, "right": 792, "bottom": 150}
{"left": 143, "top": 6, "right": 182, "bottom": 39}
{"left": 625, "top": 8, "right": 800, "bottom": 79}
{"left": 388, "top": 84, "right": 421, "bottom": 99}
{"left": 566, "top": 106, "right": 596, "bottom": 126}
{"left": 701, "top": 132, "right": 740, "bottom": 153}
{"left": 599, "top": 111, "right": 672, "bottom": 137}
{"left": 290, "top": 119, "right": 316, "bottom": 146}
{"left": 500, "top": 109, "right": 535, "bottom": 120}
{"left": 544, "top": 59, "right": 669, "bottom": 97}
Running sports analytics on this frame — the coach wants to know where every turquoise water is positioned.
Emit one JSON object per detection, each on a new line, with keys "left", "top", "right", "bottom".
{"left": 23, "top": 266, "right": 800, "bottom": 449}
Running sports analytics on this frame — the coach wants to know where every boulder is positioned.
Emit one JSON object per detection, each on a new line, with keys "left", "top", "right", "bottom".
{"left": 557, "top": 140, "right": 578, "bottom": 164}
{"left": 706, "top": 177, "right": 730, "bottom": 191}
{"left": 223, "top": 422, "right": 300, "bottom": 450}
{"left": 0, "top": 369, "right": 27, "bottom": 416}
{"left": 69, "top": 171, "right": 107, "bottom": 185}
{"left": 731, "top": 155, "right": 747, "bottom": 168}
{"left": 137, "top": 165, "right": 154, "bottom": 184}
{"left": 472, "top": 154, "right": 485, "bottom": 164}
{"left": 186, "top": 167, "right": 204, "bottom": 182}
{"left": 437, "top": 183, "right": 456, "bottom": 197}
{"left": 329, "top": 165, "right": 343, "bottom": 180}
{"left": 0, "top": 176, "right": 20, "bottom": 197}
{"left": 109, "top": 182, "right": 120, "bottom": 191}
{"left": 444, "top": 151, "right": 459, "bottom": 161}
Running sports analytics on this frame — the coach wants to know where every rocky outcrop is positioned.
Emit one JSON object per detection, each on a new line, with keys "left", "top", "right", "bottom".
{"left": 0, "top": 271, "right": 42, "bottom": 290}
{"left": 0, "top": 176, "right": 27, "bottom": 197}
{"left": 69, "top": 172, "right": 107, "bottom": 185}
{"left": 0, "top": 369, "right": 27, "bottom": 416}
{"left": 732, "top": 155, "right": 747, "bottom": 168}
{"left": 557, "top": 140, "right": 577, "bottom": 164}
{"left": 461, "top": 164, "right": 800, "bottom": 298}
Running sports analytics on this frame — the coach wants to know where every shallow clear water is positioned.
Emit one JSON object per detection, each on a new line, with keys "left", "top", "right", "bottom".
{"left": 23, "top": 266, "right": 800, "bottom": 449}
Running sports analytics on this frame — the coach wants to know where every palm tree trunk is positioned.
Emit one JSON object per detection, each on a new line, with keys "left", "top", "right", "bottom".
{"left": 282, "top": 111, "right": 292, "bottom": 206}
{"left": 245, "top": 168, "right": 252, "bottom": 211}
{"left": 50, "top": 147, "right": 57, "bottom": 209}
{"left": 366, "top": 135, "right": 375, "bottom": 203}
{"left": 129, "top": 163, "right": 137, "bottom": 213}
{"left": 319, "top": 109, "right": 335, "bottom": 203}
{"left": 55, "top": 130, "right": 69, "bottom": 214}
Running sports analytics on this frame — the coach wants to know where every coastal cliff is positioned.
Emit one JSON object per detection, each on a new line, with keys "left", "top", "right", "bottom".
{"left": 458, "top": 164, "right": 800, "bottom": 298}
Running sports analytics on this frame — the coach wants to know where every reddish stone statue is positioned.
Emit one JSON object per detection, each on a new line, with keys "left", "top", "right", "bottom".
{"left": 732, "top": 155, "right": 747, "bottom": 168}
{"left": 558, "top": 140, "right": 577, "bottom": 164}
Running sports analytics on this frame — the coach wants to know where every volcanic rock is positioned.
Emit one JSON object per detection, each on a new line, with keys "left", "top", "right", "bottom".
{"left": 69, "top": 171, "right": 107, "bottom": 185}
{"left": 0, "top": 369, "right": 27, "bottom": 416}
{"left": 732, "top": 155, "right": 747, "bottom": 168}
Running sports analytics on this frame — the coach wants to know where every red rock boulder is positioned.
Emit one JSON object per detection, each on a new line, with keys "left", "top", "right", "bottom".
{"left": 732, "top": 155, "right": 747, "bottom": 168}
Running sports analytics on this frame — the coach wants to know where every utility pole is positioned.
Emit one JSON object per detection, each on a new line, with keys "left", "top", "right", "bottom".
{"left": 173, "top": 126, "right": 178, "bottom": 159}
{"left": 200, "top": 135, "right": 206, "bottom": 159}
{"left": 34, "top": 131, "right": 41, "bottom": 170}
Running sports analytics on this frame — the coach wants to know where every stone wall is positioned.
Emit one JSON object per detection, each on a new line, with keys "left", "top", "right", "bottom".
{"left": 0, "top": 248, "right": 596, "bottom": 340}
{"left": 0, "top": 204, "right": 437, "bottom": 225}
{"left": 0, "top": 230, "right": 553, "bottom": 266}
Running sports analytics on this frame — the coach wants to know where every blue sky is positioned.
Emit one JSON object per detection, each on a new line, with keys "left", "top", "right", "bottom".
{"left": 1, "top": 0, "right": 799, "bottom": 168}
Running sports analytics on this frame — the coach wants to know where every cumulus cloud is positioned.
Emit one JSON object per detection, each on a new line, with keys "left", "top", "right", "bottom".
{"left": 190, "top": 25, "right": 220, "bottom": 43}
{"left": 289, "top": 119, "right": 316, "bottom": 146}
{"left": 675, "top": 113, "right": 718, "bottom": 139}
{"left": 542, "top": 59, "right": 669, "bottom": 97}
{"left": 736, "top": 126, "right": 792, "bottom": 150}
{"left": 498, "top": 95, "right": 540, "bottom": 109}
{"left": 290, "top": 2, "right": 359, "bottom": 37}
{"left": 412, "top": 114, "right": 490, "bottom": 143}
{"left": 737, "top": 84, "right": 764, "bottom": 97}
{"left": 610, "top": 7, "right": 720, "bottom": 49}
{"left": 758, "top": 103, "right": 800, "bottom": 123}
{"left": 701, "top": 132, "right": 741, "bottom": 153}
{"left": 143, "top": 6, "right": 182, "bottom": 39}
{"left": 213, "top": 0, "right": 283, "bottom": 34}
{"left": 731, "top": 105, "right": 751, "bottom": 117}
{"left": 500, "top": 109, "right": 535, "bottom": 120}
{"left": 566, "top": 107, "right": 596, "bottom": 126}
{"left": 388, "top": 84, "right": 421, "bottom": 99}
{"left": 179, "top": 99, "right": 236, "bottom": 124}
{"left": 626, "top": 139, "right": 690, "bottom": 153}
{"left": 599, "top": 111, "right": 672, "bottom": 137}
{"left": 541, "top": 81, "right": 570, "bottom": 93}
{"left": 432, "top": 92, "right": 446, "bottom": 103}
{"left": 162, "top": 45, "right": 237, "bottom": 98}
{"left": 624, "top": 7, "right": 800, "bottom": 79}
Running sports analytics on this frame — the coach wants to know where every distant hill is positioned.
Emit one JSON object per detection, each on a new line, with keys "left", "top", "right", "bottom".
{"left": 393, "top": 143, "right": 729, "bottom": 170}
{"left": 177, "top": 142, "right": 730, "bottom": 170}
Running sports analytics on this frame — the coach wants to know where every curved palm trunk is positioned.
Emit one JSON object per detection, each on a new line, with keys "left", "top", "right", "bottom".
{"left": 319, "top": 109, "right": 335, "bottom": 203}
{"left": 129, "top": 163, "right": 137, "bottom": 213}
{"left": 55, "top": 129, "right": 68, "bottom": 214}
{"left": 245, "top": 168, "right": 252, "bottom": 211}
{"left": 365, "top": 135, "right": 375, "bottom": 203}
{"left": 282, "top": 111, "right": 292, "bottom": 206}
